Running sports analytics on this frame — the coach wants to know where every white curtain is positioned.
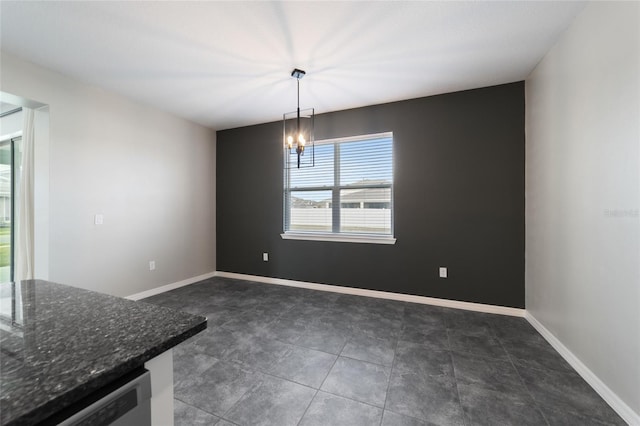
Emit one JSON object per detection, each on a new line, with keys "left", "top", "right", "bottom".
{"left": 15, "top": 107, "right": 35, "bottom": 281}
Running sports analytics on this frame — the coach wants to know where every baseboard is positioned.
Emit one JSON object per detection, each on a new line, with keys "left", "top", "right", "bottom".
{"left": 125, "top": 271, "right": 217, "bottom": 301}
{"left": 214, "top": 271, "right": 525, "bottom": 317}
{"left": 526, "top": 312, "right": 639, "bottom": 426}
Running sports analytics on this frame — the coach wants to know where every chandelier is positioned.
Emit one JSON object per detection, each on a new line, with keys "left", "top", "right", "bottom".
{"left": 283, "top": 68, "right": 314, "bottom": 169}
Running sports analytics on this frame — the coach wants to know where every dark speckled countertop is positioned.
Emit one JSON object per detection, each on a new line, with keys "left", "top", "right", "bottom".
{"left": 0, "top": 280, "right": 206, "bottom": 426}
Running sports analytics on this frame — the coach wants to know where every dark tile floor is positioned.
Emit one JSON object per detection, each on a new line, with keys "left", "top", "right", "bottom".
{"left": 143, "top": 277, "right": 625, "bottom": 426}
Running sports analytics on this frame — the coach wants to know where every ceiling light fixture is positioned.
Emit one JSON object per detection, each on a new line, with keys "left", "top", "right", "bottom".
{"left": 284, "top": 68, "right": 314, "bottom": 169}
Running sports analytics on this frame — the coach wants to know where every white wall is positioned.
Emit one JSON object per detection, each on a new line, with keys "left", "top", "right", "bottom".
{"left": 0, "top": 52, "right": 216, "bottom": 297}
{"left": 526, "top": 1, "right": 639, "bottom": 421}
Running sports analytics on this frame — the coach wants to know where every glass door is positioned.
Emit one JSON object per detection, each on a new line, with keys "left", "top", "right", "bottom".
{"left": 0, "top": 137, "right": 21, "bottom": 283}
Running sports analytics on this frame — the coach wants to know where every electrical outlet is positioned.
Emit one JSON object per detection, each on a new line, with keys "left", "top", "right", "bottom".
{"left": 439, "top": 267, "right": 447, "bottom": 278}
{"left": 149, "top": 260, "right": 156, "bottom": 271}
{"left": 263, "top": 252, "right": 269, "bottom": 262}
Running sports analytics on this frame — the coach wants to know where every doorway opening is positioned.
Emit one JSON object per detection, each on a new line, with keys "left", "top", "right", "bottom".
{"left": 0, "top": 103, "right": 23, "bottom": 282}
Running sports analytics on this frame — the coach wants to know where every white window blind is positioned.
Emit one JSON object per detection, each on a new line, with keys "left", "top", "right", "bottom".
{"left": 284, "top": 132, "right": 394, "bottom": 240}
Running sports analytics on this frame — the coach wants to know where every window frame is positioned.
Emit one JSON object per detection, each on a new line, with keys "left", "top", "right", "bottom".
{"left": 282, "top": 132, "right": 396, "bottom": 244}
{"left": 0, "top": 134, "right": 22, "bottom": 282}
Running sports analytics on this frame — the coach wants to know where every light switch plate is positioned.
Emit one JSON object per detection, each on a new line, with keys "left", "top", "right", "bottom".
{"left": 94, "top": 214, "right": 104, "bottom": 225}
{"left": 263, "top": 253, "right": 269, "bottom": 262}
{"left": 439, "top": 267, "right": 447, "bottom": 278}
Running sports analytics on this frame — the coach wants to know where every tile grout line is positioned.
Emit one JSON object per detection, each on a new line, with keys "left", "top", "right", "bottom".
{"left": 446, "top": 327, "right": 472, "bottom": 426}
{"left": 173, "top": 396, "right": 221, "bottom": 419}
{"left": 295, "top": 354, "right": 340, "bottom": 426}
{"left": 295, "top": 328, "right": 348, "bottom": 426}
{"left": 315, "top": 388, "right": 389, "bottom": 411}
{"left": 210, "top": 343, "right": 323, "bottom": 424}
{"left": 379, "top": 321, "right": 402, "bottom": 426}
{"left": 295, "top": 388, "right": 320, "bottom": 426}
{"left": 338, "top": 352, "right": 394, "bottom": 369}
{"left": 494, "top": 327, "right": 552, "bottom": 426}
{"left": 217, "top": 418, "right": 241, "bottom": 426}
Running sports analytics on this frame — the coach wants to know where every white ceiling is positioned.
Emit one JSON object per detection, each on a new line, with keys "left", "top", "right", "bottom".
{"left": 0, "top": 1, "right": 585, "bottom": 130}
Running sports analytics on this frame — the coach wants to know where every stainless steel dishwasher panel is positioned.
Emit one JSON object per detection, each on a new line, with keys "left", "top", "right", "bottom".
{"left": 58, "top": 369, "right": 151, "bottom": 426}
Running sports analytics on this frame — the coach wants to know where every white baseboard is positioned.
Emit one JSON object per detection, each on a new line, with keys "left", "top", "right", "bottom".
{"left": 125, "top": 271, "right": 217, "bottom": 301}
{"left": 214, "top": 271, "right": 525, "bottom": 317}
{"left": 526, "top": 312, "right": 639, "bottom": 426}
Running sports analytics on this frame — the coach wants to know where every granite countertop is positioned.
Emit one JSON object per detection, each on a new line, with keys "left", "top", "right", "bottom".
{"left": 0, "top": 279, "right": 207, "bottom": 426}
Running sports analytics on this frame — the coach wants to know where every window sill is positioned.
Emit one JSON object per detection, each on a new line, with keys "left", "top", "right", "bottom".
{"left": 281, "top": 232, "right": 397, "bottom": 245}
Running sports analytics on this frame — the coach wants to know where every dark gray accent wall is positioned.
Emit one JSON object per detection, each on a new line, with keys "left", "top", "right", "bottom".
{"left": 217, "top": 82, "right": 525, "bottom": 308}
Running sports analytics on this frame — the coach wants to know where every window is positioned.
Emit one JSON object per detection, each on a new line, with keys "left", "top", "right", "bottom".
{"left": 283, "top": 132, "right": 395, "bottom": 244}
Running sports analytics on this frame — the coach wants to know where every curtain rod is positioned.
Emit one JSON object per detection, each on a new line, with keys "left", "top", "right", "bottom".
{"left": 0, "top": 107, "right": 23, "bottom": 118}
